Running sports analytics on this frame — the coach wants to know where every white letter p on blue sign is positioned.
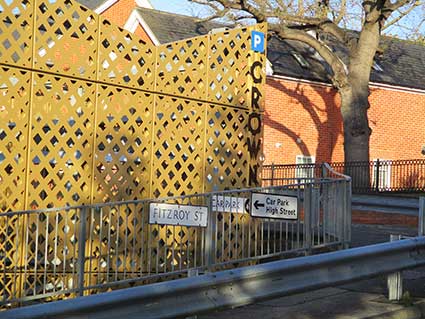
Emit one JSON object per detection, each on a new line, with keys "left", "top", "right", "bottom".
{"left": 251, "top": 31, "right": 265, "bottom": 53}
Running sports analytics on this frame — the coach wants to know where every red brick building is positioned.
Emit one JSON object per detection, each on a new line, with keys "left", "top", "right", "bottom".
{"left": 78, "top": 0, "right": 425, "bottom": 166}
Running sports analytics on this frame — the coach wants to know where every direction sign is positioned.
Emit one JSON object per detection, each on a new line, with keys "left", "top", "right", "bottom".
{"left": 149, "top": 203, "right": 208, "bottom": 227}
{"left": 212, "top": 195, "right": 247, "bottom": 214}
{"left": 250, "top": 192, "right": 298, "bottom": 220}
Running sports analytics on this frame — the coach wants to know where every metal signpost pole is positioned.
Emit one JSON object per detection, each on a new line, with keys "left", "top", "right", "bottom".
{"left": 77, "top": 206, "right": 88, "bottom": 297}
{"left": 387, "top": 234, "right": 403, "bottom": 301}
{"left": 419, "top": 197, "right": 425, "bottom": 236}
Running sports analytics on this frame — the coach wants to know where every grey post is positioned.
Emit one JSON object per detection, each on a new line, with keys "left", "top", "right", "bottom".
{"left": 419, "top": 197, "right": 425, "bottom": 236}
{"left": 205, "top": 194, "right": 216, "bottom": 269}
{"left": 387, "top": 234, "right": 403, "bottom": 301}
{"left": 321, "top": 162, "right": 327, "bottom": 178}
{"left": 186, "top": 268, "right": 199, "bottom": 319}
{"left": 271, "top": 162, "right": 275, "bottom": 186}
{"left": 304, "top": 184, "right": 312, "bottom": 255}
{"left": 344, "top": 178, "right": 352, "bottom": 248}
{"left": 77, "top": 206, "right": 88, "bottom": 297}
{"left": 375, "top": 159, "right": 380, "bottom": 192}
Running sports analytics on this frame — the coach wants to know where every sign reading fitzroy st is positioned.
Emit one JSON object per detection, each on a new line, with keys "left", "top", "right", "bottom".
{"left": 149, "top": 203, "right": 208, "bottom": 227}
{"left": 250, "top": 193, "right": 298, "bottom": 220}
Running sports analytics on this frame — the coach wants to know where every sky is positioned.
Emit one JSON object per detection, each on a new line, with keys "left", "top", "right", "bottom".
{"left": 148, "top": 0, "right": 424, "bottom": 40}
{"left": 149, "top": 0, "right": 211, "bottom": 17}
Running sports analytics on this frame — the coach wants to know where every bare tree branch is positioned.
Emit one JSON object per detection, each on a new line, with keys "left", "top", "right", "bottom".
{"left": 268, "top": 22, "right": 349, "bottom": 88}
{"left": 383, "top": 1, "right": 423, "bottom": 30}
{"left": 335, "top": 0, "right": 347, "bottom": 25}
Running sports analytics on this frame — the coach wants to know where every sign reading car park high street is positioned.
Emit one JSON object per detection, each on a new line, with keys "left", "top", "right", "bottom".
{"left": 149, "top": 203, "right": 208, "bottom": 227}
{"left": 250, "top": 192, "right": 298, "bottom": 220}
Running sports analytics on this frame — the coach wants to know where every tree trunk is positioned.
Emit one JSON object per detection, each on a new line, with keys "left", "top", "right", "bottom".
{"left": 340, "top": 85, "right": 371, "bottom": 163}
{"left": 340, "top": 84, "right": 371, "bottom": 189}
{"left": 338, "top": 22, "right": 381, "bottom": 188}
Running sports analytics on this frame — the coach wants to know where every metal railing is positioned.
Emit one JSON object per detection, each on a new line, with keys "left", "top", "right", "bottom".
{"left": 4, "top": 236, "right": 425, "bottom": 319}
{"left": 262, "top": 159, "right": 425, "bottom": 193}
{"left": 0, "top": 174, "right": 351, "bottom": 307}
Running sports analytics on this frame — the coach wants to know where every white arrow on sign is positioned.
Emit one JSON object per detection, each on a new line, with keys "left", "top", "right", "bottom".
{"left": 250, "top": 192, "right": 298, "bottom": 220}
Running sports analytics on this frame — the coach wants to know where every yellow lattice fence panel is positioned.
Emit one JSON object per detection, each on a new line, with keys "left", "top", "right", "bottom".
{"left": 93, "top": 87, "right": 153, "bottom": 203}
{"left": 27, "top": 73, "right": 96, "bottom": 209}
{"left": 33, "top": 0, "right": 98, "bottom": 79}
{"left": 156, "top": 35, "right": 208, "bottom": 99}
{"left": 204, "top": 105, "right": 249, "bottom": 192}
{"left": 0, "top": 0, "right": 33, "bottom": 67}
{"left": 98, "top": 19, "right": 156, "bottom": 90}
{"left": 0, "top": 66, "right": 30, "bottom": 212}
{"left": 0, "top": 0, "right": 268, "bottom": 305}
{"left": 208, "top": 27, "right": 252, "bottom": 109}
{"left": 151, "top": 96, "right": 205, "bottom": 198}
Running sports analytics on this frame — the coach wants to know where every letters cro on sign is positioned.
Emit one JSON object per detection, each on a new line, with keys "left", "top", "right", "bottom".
{"left": 149, "top": 203, "right": 208, "bottom": 227}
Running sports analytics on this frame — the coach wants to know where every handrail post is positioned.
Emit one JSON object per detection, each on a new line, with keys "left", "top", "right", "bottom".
{"left": 419, "top": 197, "right": 425, "bottom": 236}
{"left": 304, "top": 183, "right": 312, "bottom": 255}
{"left": 77, "top": 206, "right": 88, "bottom": 297}
{"left": 271, "top": 162, "right": 275, "bottom": 186}
{"left": 321, "top": 162, "right": 327, "bottom": 178}
{"left": 387, "top": 234, "right": 403, "bottom": 301}
{"left": 205, "top": 194, "right": 216, "bottom": 270}
{"left": 345, "top": 178, "right": 352, "bottom": 248}
{"left": 375, "top": 159, "right": 380, "bottom": 192}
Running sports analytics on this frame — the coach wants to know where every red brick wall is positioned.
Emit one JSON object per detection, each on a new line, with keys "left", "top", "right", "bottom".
{"left": 263, "top": 76, "right": 425, "bottom": 165}
{"left": 99, "top": 1, "right": 154, "bottom": 44}
{"left": 134, "top": 24, "right": 154, "bottom": 43}
{"left": 264, "top": 77, "right": 344, "bottom": 165}
{"left": 101, "top": 0, "right": 136, "bottom": 28}
{"left": 368, "top": 87, "right": 425, "bottom": 160}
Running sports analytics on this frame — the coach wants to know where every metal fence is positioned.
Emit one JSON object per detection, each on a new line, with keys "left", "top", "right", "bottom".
{"left": 0, "top": 172, "right": 351, "bottom": 307}
{"left": 262, "top": 159, "right": 425, "bottom": 193}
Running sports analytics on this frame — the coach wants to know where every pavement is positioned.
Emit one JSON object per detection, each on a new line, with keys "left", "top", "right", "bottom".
{"left": 352, "top": 195, "right": 421, "bottom": 215}
{"left": 199, "top": 223, "right": 425, "bottom": 319}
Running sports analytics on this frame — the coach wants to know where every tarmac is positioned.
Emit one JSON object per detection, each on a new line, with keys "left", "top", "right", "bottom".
{"left": 352, "top": 194, "right": 420, "bottom": 215}
{"left": 200, "top": 198, "right": 425, "bottom": 319}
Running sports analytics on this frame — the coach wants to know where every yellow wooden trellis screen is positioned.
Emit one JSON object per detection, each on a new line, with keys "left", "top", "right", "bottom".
{"left": 0, "top": 0, "right": 267, "bottom": 212}
{"left": 0, "top": 0, "right": 267, "bottom": 304}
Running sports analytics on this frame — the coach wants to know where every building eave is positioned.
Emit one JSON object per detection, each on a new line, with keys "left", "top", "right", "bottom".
{"left": 123, "top": 9, "right": 161, "bottom": 45}
{"left": 269, "top": 74, "right": 425, "bottom": 95}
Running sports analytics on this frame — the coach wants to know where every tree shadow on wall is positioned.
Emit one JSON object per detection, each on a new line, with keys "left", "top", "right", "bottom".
{"left": 264, "top": 79, "right": 342, "bottom": 164}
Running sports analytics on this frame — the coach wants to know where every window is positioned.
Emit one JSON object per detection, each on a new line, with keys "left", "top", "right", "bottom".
{"left": 291, "top": 51, "right": 310, "bottom": 68}
{"left": 372, "top": 61, "right": 384, "bottom": 72}
{"left": 295, "top": 155, "right": 315, "bottom": 179}
{"left": 372, "top": 159, "right": 391, "bottom": 190}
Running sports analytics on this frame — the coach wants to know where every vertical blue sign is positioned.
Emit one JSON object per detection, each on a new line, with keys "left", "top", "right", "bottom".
{"left": 251, "top": 31, "right": 265, "bottom": 53}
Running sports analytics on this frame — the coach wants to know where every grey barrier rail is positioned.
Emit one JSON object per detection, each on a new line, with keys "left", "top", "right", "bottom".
{"left": 0, "top": 173, "right": 351, "bottom": 307}
{"left": 3, "top": 236, "right": 425, "bottom": 319}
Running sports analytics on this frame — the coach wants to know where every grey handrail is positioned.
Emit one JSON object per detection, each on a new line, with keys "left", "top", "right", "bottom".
{"left": 3, "top": 237, "right": 425, "bottom": 319}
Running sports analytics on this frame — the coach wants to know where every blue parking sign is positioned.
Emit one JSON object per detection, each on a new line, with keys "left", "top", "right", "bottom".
{"left": 251, "top": 31, "right": 265, "bottom": 53}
